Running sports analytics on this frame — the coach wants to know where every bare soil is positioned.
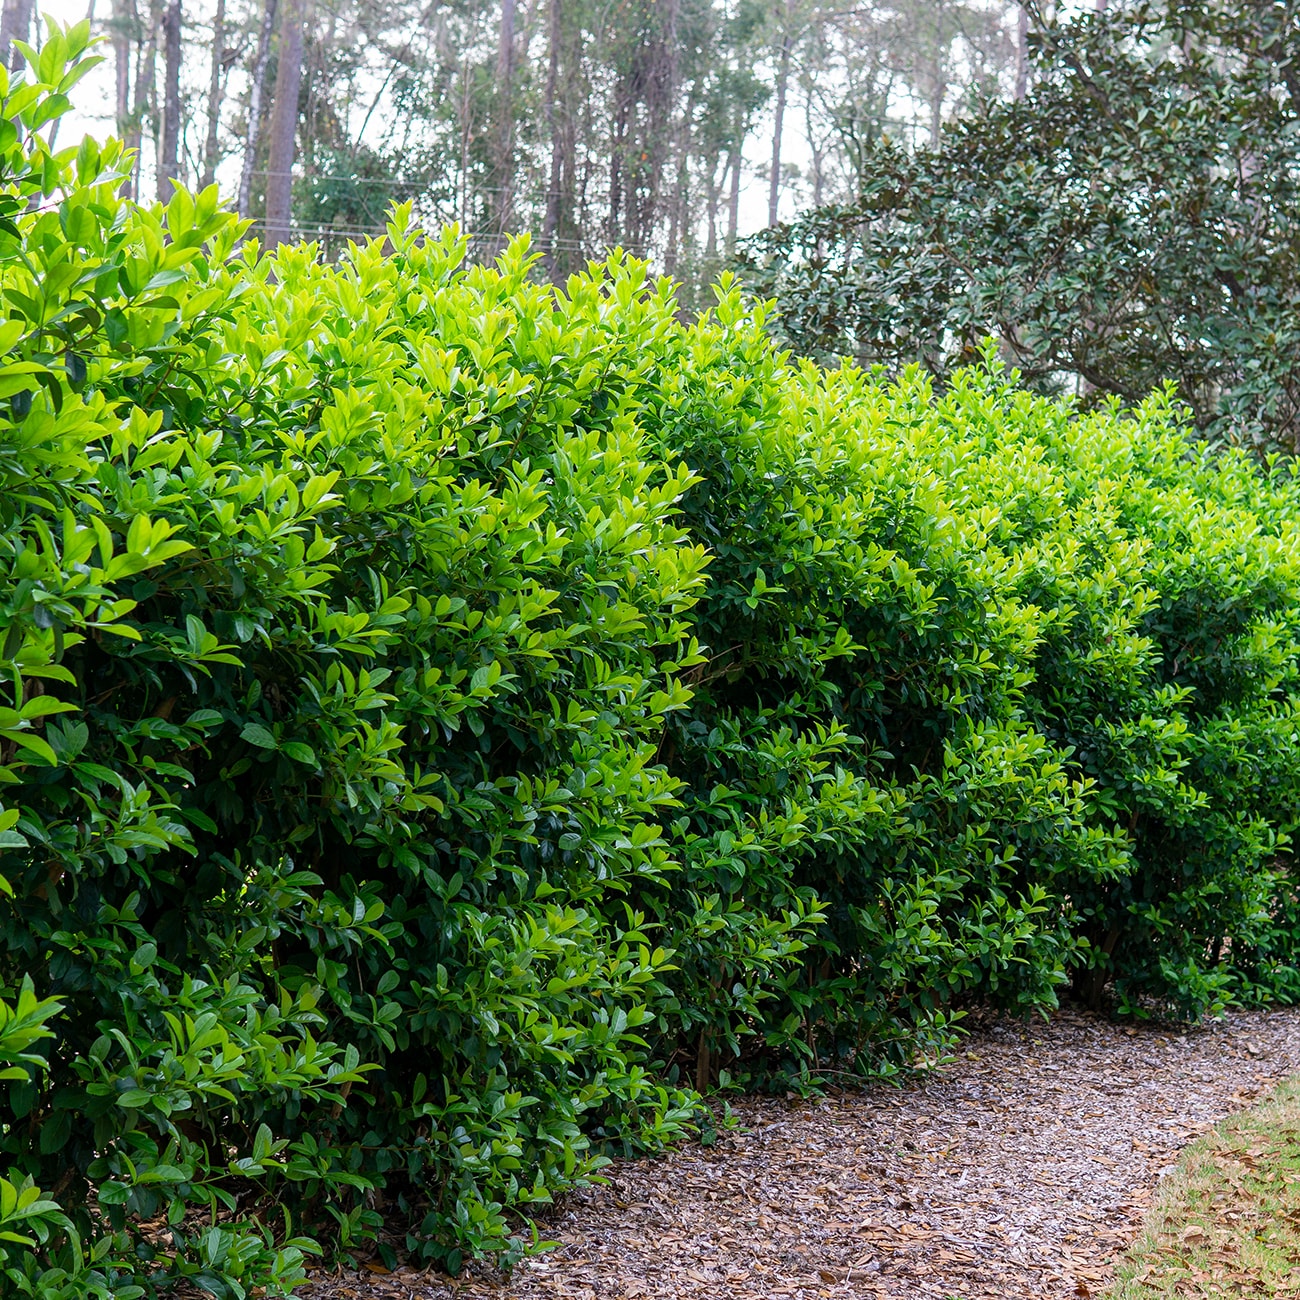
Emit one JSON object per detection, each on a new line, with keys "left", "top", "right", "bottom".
{"left": 301, "top": 1005, "right": 1300, "bottom": 1300}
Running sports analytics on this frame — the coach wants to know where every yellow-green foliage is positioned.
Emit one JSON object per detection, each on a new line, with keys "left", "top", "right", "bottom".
{"left": 4, "top": 31, "right": 1300, "bottom": 1299}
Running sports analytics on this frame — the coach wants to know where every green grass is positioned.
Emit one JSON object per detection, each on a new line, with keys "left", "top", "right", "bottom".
{"left": 1107, "top": 1077, "right": 1300, "bottom": 1298}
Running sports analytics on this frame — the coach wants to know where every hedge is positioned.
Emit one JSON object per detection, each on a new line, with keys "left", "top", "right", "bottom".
{"left": 4, "top": 32, "right": 1300, "bottom": 1298}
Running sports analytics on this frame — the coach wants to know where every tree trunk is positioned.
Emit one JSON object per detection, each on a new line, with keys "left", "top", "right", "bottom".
{"left": 301, "top": 1, "right": 335, "bottom": 186}
{"left": 0, "top": 0, "right": 33, "bottom": 74}
{"left": 768, "top": 7, "right": 793, "bottom": 227}
{"left": 928, "top": 7, "right": 947, "bottom": 147}
{"left": 458, "top": 52, "right": 472, "bottom": 229}
{"left": 638, "top": 0, "right": 679, "bottom": 258}
{"left": 157, "top": 0, "right": 181, "bottom": 199}
{"left": 666, "top": 140, "right": 690, "bottom": 275}
{"left": 236, "top": 0, "right": 277, "bottom": 218}
{"left": 725, "top": 145, "right": 742, "bottom": 252}
{"left": 492, "top": 0, "right": 517, "bottom": 243}
{"left": 802, "top": 92, "right": 823, "bottom": 207}
{"left": 540, "top": 0, "right": 562, "bottom": 272}
{"left": 558, "top": 26, "right": 579, "bottom": 269}
{"left": 263, "top": 0, "right": 306, "bottom": 248}
{"left": 201, "top": 0, "right": 224, "bottom": 189}
{"left": 609, "top": 95, "right": 627, "bottom": 246}
{"left": 664, "top": 84, "right": 693, "bottom": 277}
{"left": 128, "top": 0, "right": 159, "bottom": 201}
{"left": 1015, "top": 5, "right": 1028, "bottom": 101}
{"left": 112, "top": 0, "right": 131, "bottom": 136}
{"left": 704, "top": 162, "right": 718, "bottom": 260}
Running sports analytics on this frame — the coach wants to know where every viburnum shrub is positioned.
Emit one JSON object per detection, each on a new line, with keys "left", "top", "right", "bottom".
{"left": 643, "top": 325, "right": 1300, "bottom": 1081}
{"left": 2, "top": 26, "right": 710, "bottom": 1297}
{"left": 5, "top": 29, "right": 1300, "bottom": 1300}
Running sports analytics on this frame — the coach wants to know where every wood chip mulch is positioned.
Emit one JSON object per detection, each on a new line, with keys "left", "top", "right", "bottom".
{"left": 301, "top": 1004, "right": 1300, "bottom": 1300}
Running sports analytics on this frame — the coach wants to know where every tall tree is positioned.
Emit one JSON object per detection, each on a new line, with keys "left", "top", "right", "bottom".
{"left": 1015, "top": 4, "right": 1028, "bottom": 99}
{"left": 127, "top": 0, "right": 160, "bottom": 200}
{"left": 768, "top": 0, "right": 793, "bottom": 226}
{"left": 798, "top": 3, "right": 901, "bottom": 199}
{"left": 111, "top": 0, "right": 132, "bottom": 135}
{"left": 492, "top": 0, "right": 517, "bottom": 240}
{"left": 201, "top": 0, "right": 225, "bottom": 189}
{"left": 85, "top": 0, "right": 1039, "bottom": 282}
{"left": 604, "top": 0, "right": 681, "bottom": 255}
{"left": 264, "top": 0, "right": 307, "bottom": 246}
{"left": 157, "top": 0, "right": 182, "bottom": 199}
{"left": 740, "top": 0, "right": 1300, "bottom": 451}
{"left": 725, "top": 144, "right": 742, "bottom": 246}
{"left": 0, "top": 0, "right": 32, "bottom": 73}
{"left": 538, "top": 0, "right": 564, "bottom": 271}
{"left": 237, "top": 0, "right": 278, "bottom": 218}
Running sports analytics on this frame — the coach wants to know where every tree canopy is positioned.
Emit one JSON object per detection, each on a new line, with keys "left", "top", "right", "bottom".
{"left": 740, "top": 1, "right": 1300, "bottom": 451}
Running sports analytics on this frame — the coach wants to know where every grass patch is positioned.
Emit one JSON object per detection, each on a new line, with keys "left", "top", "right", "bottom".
{"left": 1108, "top": 1077, "right": 1300, "bottom": 1298}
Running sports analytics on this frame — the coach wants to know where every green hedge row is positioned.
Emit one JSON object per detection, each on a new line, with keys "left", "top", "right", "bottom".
{"left": 4, "top": 36, "right": 1300, "bottom": 1298}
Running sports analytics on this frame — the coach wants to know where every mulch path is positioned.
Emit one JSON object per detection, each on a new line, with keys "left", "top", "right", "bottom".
{"left": 302, "top": 1004, "right": 1300, "bottom": 1300}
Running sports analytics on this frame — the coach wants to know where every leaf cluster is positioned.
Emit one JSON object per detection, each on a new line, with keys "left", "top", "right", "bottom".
{"left": 4, "top": 31, "right": 1300, "bottom": 1297}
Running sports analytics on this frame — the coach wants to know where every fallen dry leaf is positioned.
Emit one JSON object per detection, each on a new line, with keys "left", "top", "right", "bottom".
{"left": 300, "top": 1005, "right": 1300, "bottom": 1300}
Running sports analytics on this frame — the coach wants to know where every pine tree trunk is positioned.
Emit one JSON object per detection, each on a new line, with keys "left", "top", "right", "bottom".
{"left": 726, "top": 146, "right": 742, "bottom": 251}
{"left": 540, "top": 0, "right": 562, "bottom": 274}
{"left": 558, "top": 34, "right": 579, "bottom": 268}
{"left": 664, "top": 83, "right": 693, "bottom": 277}
{"left": 1015, "top": 5, "right": 1028, "bottom": 101}
{"left": 457, "top": 52, "right": 472, "bottom": 229}
{"left": 705, "top": 162, "right": 718, "bottom": 259}
{"left": 0, "top": 0, "right": 33, "bottom": 74}
{"left": 928, "top": 7, "right": 947, "bottom": 147}
{"left": 112, "top": 0, "right": 131, "bottom": 136}
{"left": 263, "top": 0, "right": 306, "bottom": 248}
{"left": 157, "top": 0, "right": 181, "bottom": 200}
{"left": 128, "top": 0, "right": 159, "bottom": 201}
{"left": 236, "top": 0, "right": 277, "bottom": 218}
{"left": 768, "top": 6, "right": 793, "bottom": 227}
{"left": 639, "top": 0, "right": 679, "bottom": 258}
{"left": 666, "top": 140, "right": 689, "bottom": 276}
{"left": 492, "top": 0, "right": 517, "bottom": 244}
{"left": 201, "top": 0, "right": 224, "bottom": 189}
{"left": 609, "top": 96, "right": 627, "bottom": 246}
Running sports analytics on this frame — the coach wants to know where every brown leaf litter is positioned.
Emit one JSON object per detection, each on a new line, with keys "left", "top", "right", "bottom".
{"left": 301, "top": 1005, "right": 1300, "bottom": 1300}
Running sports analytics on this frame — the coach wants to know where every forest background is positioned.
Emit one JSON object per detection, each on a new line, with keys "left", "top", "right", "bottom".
{"left": 5, "top": 0, "right": 1043, "bottom": 298}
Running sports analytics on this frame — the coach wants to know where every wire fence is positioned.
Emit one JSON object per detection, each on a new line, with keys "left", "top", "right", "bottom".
{"left": 238, "top": 214, "right": 652, "bottom": 270}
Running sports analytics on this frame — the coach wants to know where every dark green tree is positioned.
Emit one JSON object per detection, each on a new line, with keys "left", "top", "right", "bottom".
{"left": 740, "top": 0, "right": 1300, "bottom": 451}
